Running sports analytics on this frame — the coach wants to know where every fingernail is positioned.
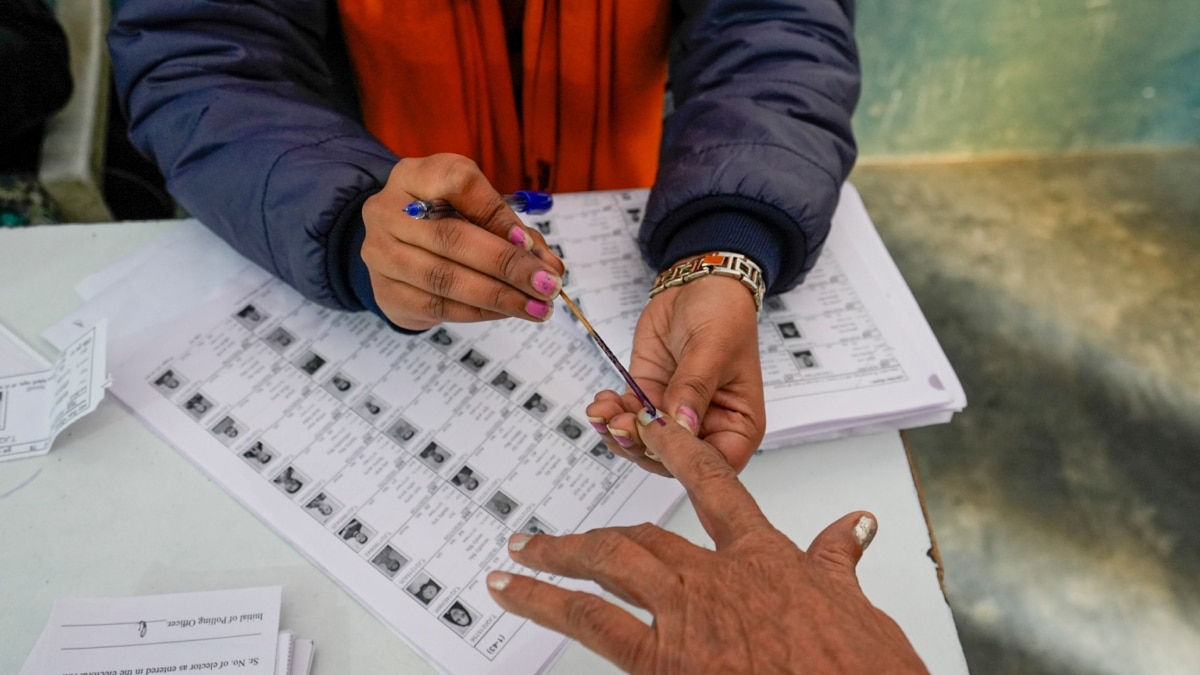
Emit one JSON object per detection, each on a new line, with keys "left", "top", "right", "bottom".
{"left": 854, "top": 515, "right": 877, "bottom": 551}
{"left": 636, "top": 408, "right": 661, "bottom": 427}
{"left": 609, "top": 428, "right": 635, "bottom": 447}
{"left": 508, "top": 226, "right": 533, "bottom": 251}
{"left": 487, "top": 571, "right": 512, "bottom": 591}
{"left": 588, "top": 417, "right": 609, "bottom": 435}
{"left": 644, "top": 450, "right": 662, "bottom": 462}
{"left": 675, "top": 406, "right": 699, "bottom": 434}
{"left": 532, "top": 270, "right": 561, "bottom": 298}
{"left": 509, "top": 533, "right": 532, "bottom": 552}
{"left": 526, "top": 298, "right": 552, "bottom": 321}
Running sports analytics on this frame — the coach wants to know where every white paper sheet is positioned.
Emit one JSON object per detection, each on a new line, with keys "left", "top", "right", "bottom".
{"left": 0, "top": 322, "right": 107, "bottom": 462}
{"left": 20, "top": 586, "right": 281, "bottom": 675}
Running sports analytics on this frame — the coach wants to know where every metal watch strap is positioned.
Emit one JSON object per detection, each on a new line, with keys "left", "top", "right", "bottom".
{"left": 649, "top": 251, "right": 765, "bottom": 314}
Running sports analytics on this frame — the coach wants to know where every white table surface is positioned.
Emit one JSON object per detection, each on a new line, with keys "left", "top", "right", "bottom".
{"left": 0, "top": 223, "right": 967, "bottom": 674}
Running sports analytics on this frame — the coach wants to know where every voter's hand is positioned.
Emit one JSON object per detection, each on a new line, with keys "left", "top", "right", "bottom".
{"left": 362, "top": 154, "right": 564, "bottom": 331}
{"left": 585, "top": 274, "right": 764, "bottom": 476}
{"left": 487, "top": 416, "right": 929, "bottom": 675}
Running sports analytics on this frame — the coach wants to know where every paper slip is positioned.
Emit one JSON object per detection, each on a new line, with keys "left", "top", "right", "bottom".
{"left": 19, "top": 586, "right": 282, "bottom": 675}
{"left": 0, "top": 322, "right": 107, "bottom": 462}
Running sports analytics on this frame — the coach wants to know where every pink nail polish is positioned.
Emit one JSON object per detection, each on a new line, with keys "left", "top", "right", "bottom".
{"left": 508, "top": 226, "right": 529, "bottom": 249}
{"left": 526, "top": 298, "right": 552, "bottom": 320}
{"left": 676, "top": 406, "right": 699, "bottom": 433}
{"left": 609, "top": 429, "right": 635, "bottom": 448}
{"left": 532, "top": 270, "right": 561, "bottom": 297}
{"left": 590, "top": 422, "right": 609, "bottom": 435}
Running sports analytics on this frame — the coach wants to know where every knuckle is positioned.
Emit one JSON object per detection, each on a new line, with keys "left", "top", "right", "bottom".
{"left": 674, "top": 374, "right": 715, "bottom": 404}
{"left": 424, "top": 262, "right": 457, "bottom": 297}
{"left": 562, "top": 592, "right": 611, "bottom": 635}
{"left": 437, "top": 155, "right": 480, "bottom": 193}
{"left": 424, "top": 292, "right": 448, "bottom": 321}
{"left": 580, "top": 530, "right": 629, "bottom": 566}
{"left": 493, "top": 244, "right": 522, "bottom": 280}
{"left": 432, "top": 219, "right": 463, "bottom": 252}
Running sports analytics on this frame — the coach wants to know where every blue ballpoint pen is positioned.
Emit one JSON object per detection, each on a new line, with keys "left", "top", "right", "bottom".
{"left": 404, "top": 190, "right": 553, "bottom": 220}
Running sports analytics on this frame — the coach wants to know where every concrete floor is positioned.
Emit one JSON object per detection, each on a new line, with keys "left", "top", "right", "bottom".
{"left": 851, "top": 149, "right": 1200, "bottom": 674}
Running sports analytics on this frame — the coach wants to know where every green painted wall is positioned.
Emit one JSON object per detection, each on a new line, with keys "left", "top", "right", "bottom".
{"left": 854, "top": 0, "right": 1200, "bottom": 157}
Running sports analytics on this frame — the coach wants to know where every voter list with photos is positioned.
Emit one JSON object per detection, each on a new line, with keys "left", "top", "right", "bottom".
{"left": 114, "top": 271, "right": 683, "bottom": 675}
{"left": 535, "top": 188, "right": 962, "bottom": 446}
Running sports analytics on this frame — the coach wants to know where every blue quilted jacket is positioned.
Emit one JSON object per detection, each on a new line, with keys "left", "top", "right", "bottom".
{"left": 109, "top": 0, "right": 859, "bottom": 320}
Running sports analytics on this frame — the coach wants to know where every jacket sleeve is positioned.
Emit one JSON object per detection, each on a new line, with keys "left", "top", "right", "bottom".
{"left": 109, "top": 0, "right": 397, "bottom": 311}
{"left": 641, "top": 0, "right": 860, "bottom": 293}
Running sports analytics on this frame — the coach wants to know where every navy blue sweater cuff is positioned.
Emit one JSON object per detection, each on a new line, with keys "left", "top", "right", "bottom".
{"left": 328, "top": 190, "right": 425, "bottom": 335}
{"left": 657, "top": 209, "right": 786, "bottom": 293}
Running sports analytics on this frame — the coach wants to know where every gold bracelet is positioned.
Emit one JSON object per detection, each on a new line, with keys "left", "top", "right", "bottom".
{"left": 649, "top": 251, "right": 765, "bottom": 314}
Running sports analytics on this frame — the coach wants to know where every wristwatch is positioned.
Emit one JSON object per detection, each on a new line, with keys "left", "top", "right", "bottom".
{"left": 649, "top": 251, "right": 765, "bottom": 314}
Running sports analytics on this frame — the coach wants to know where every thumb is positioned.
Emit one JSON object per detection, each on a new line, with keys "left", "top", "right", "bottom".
{"left": 807, "top": 511, "right": 878, "bottom": 581}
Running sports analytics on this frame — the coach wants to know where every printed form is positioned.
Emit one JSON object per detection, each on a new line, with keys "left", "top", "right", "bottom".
{"left": 106, "top": 269, "right": 683, "bottom": 675}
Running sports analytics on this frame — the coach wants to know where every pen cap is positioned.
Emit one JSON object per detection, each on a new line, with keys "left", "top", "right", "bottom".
{"left": 514, "top": 190, "right": 553, "bottom": 215}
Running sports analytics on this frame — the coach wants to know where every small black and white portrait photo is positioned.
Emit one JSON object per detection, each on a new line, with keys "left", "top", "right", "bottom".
{"left": 264, "top": 326, "right": 296, "bottom": 352}
{"left": 405, "top": 574, "right": 443, "bottom": 606}
{"left": 458, "top": 348, "right": 489, "bottom": 373}
{"left": 555, "top": 416, "right": 586, "bottom": 442}
{"left": 522, "top": 392, "right": 553, "bottom": 419}
{"left": 588, "top": 441, "right": 617, "bottom": 468}
{"left": 484, "top": 490, "right": 520, "bottom": 522}
{"left": 533, "top": 219, "right": 552, "bottom": 235}
{"left": 151, "top": 368, "right": 186, "bottom": 396}
{"left": 418, "top": 441, "right": 452, "bottom": 470}
{"left": 209, "top": 415, "right": 245, "bottom": 445}
{"left": 791, "top": 349, "right": 819, "bottom": 369}
{"left": 182, "top": 392, "right": 214, "bottom": 420}
{"left": 776, "top": 321, "right": 802, "bottom": 340}
{"left": 441, "top": 600, "right": 477, "bottom": 635}
{"left": 304, "top": 491, "right": 341, "bottom": 523}
{"left": 272, "top": 465, "right": 308, "bottom": 496}
{"left": 240, "top": 440, "right": 275, "bottom": 470}
{"left": 233, "top": 303, "right": 268, "bottom": 330}
{"left": 519, "top": 515, "right": 552, "bottom": 536}
{"left": 353, "top": 395, "right": 388, "bottom": 422}
{"left": 296, "top": 351, "right": 326, "bottom": 376}
{"left": 339, "top": 518, "right": 374, "bottom": 550}
{"left": 370, "top": 545, "right": 409, "bottom": 579}
{"left": 427, "top": 327, "right": 458, "bottom": 350}
{"left": 489, "top": 369, "right": 521, "bottom": 395}
{"left": 450, "top": 465, "right": 483, "bottom": 494}
{"left": 323, "top": 371, "right": 356, "bottom": 398}
{"left": 387, "top": 418, "right": 421, "bottom": 448}
{"left": 763, "top": 295, "right": 788, "bottom": 313}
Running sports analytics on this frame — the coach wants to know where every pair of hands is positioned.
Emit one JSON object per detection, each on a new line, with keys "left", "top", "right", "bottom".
{"left": 363, "top": 154, "right": 766, "bottom": 473}
{"left": 487, "top": 410, "right": 929, "bottom": 674}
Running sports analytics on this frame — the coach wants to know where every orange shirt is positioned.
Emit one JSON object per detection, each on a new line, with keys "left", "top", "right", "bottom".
{"left": 336, "top": 0, "right": 671, "bottom": 193}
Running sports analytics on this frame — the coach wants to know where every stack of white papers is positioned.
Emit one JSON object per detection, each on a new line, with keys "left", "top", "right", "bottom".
{"left": 19, "top": 587, "right": 313, "bottom": 675}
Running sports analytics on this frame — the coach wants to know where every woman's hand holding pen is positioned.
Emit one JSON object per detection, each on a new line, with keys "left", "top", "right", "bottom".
{"left": 362, "top": 154, "right": 564, "bottom": 332}
{"left": 486, "top": 416, "right": 929, "bottom": 675}
{"left": 586, "top": 274, "right": 766, "bottom": 477}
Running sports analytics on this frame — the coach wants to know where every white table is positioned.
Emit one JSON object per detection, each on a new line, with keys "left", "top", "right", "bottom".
{"left": 0, "top": 223, "right": 967, "bottom": 674}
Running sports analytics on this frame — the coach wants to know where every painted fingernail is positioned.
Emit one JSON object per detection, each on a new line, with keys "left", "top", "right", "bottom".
{"left": 588, "top": 416, "right": 609, "bottom": 435}
{"left": 487, "top": 571, "right": 512, "bottom": 591}
{"left": 508, "top": 226, "right": 533, "bottom": 251}
{"left": 854, "top": 515, "right": 878, "bottom": 551}
{"left": 532, "top": 270, "right": 561, "bottom": 298}
{"left": 636, "top": 408, "right": 661, "bottom": 427}
{"left": 676, "top": 406, "right": 699, "bottom": 434}
{"left": 609, "top": 428, "right": 635, "bottom": 447}
{"left": 509, "top": 533, "right": 532, "bottom": 552}
{"left": 526, "top": 298, "right": 552, "bottom": 321}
